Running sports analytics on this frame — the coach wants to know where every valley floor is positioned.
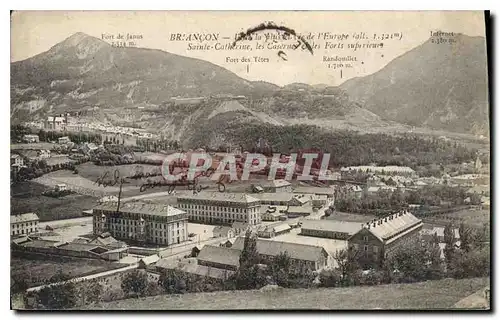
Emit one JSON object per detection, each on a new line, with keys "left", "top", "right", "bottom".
{"left": 84, "top": 277, "right": 489, "bottom": 310}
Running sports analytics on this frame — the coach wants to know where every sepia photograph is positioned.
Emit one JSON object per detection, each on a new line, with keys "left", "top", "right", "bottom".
{"left": 9, "top": 10, "right": 491, "bottom": 310}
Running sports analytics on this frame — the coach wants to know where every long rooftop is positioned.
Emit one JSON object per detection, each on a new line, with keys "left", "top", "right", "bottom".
{"left": 301, "top": 219, "right": 362, "bottom": 235}
{"left": 232, "top": 237, "right": 326, "bottom": 262}
{"left": 94, "top": 201, "right": 186, "bottom": 217}
{"left": 361, "top": 211, "right": 422, "bottom": 242}
{"left": 11, "top": 212, "right": 39, "bottom": 224}
{"left": 177, "top": 192, "right": 260, "bottom": 204}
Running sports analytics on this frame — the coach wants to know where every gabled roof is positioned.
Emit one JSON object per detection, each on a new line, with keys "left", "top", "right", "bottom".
{"left": 178, "top": 192, "right": 259, "bottom": 204}
{"left": 11, "top": 212, "right": 39, "bottom": 224}
{"left": 301, "top": 219, "right": 361, "bottom": 235}
{"left": 197, "top": 245, "right": 241, "bottom": 268}
{"left": 358, "top": 211, "right": 422, "bottom": 243}
{"left": 232, "top": 237, "right": 327, "bottom": 262}
{"left": 155, "top": 259, "right": 235, "bottom": 280}
{"left": 287, "top": 203, "right": 313, "bottom": 214}
{"left": 94, "top": 201, "right": 186, "bottom": 217}
{"left": 291, "top": 194, "right": 310, "bottom": 205}
{"left": 258, "top": 222, "right": 291, "bottom": 234}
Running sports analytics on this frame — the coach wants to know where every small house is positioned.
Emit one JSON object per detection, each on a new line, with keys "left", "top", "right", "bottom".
{"left": 257, "top": 222, "right": 291, "bottom": 238}
{"left": 213, "top": 226, "right": 235, "bottom": 238}
{"left": 58, "top": 136, "right": 71, "bottom": 144}
{"left": 55, "top": 184, "right": 67, "bottom": 192}
{"left": 23, "top": 134, "right": 40, "bottom": 143}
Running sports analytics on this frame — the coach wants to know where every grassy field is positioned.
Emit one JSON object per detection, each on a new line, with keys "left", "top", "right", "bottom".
{"left": 86, "top": 277, "right": 490, "bottom": 310}
{"left": 11, "top": 143, "right": 56, "bottom": 150}
{"left": 10, "top": 181, "right": 97, "bottom": 221}
{"left": 11, "top": 255, "right": 125, "bottom": 288}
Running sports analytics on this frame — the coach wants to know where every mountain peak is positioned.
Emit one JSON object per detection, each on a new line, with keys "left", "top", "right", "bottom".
{"left": 45, "top": 32, "right": 110, "bottom": 59}
{"left": 60, "top": 32, "right": 103, "bottom": 47}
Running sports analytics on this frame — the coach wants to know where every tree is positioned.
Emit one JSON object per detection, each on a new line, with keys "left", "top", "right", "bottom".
{"left": 386, "top": 240, "right": 430, "bottom": 283}
{"left": 239, "top": 229, "right": 259, "bottom": 267}
{"left": 234, "top": 230, "right": 266, "bottom": 290}
{"left": 459, "top": 223, "right": 471, "bottom": 253}
{"left": 333, "top": 248, "right": 359, "bottom": 286}
{"left": 443, "top": 223, "right": 456, "bottom": 269}
{"left": 449, "top": 247, "right": 490, "bottom": 279}
{"left": 79, "top": 279, "right": 103, "bottom": 305}
{"left": 11, "top": 274, "right": 28, "bottom": 295}
{"left": 121, "top": 270, "right": 148, "bottom": 298}
{"left": 159, "top": 269, "right": 186, "bottom": 294}
{"left": 37, "top": 281, "right": 77, "bottom": 309}
{"left": 319, "top": 269, "right": 341, "bottom": 287}
{"left": 471, "top": 223, "right": 490, "bottom": 250}
{"left": 269, "top": 252, "right": 291, "bottom": 287}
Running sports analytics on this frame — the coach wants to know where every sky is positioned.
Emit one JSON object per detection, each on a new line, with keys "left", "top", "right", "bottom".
{"left": 11, "top": 11, "right": 486, "bottom": 86}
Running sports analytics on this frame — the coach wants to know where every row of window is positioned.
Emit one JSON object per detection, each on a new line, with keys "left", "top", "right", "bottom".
{"left": 110, "top": 230, "right": 184, "bottom": 244}
{"left": 96, "top": 219, "right": 185, "bottom": 230}
{"left": 11, "top": 222, "right": 37, "bottom": 229}
{"left": 179, "top": 203, "right": 258, "bottom": 213}
{"left": 353, "top": 243, "right": 379, "bottom": 253}
{"left": 11, "top": 228, "right": 36, "bottom": 235}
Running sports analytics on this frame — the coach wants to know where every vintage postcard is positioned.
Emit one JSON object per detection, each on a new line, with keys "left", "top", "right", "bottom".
{"left": 10, "top": 11, "right": 490, "bottom": 310}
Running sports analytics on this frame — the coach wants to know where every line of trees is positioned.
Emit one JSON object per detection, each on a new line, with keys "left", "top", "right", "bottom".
{"left": 335, "top": 186, "right": 474, "bottom": 216}
{"left": 188, "top": 123, "right": 478, "bottom": 169}
{"left": 11, "top": 158, "right": 87, "bottom": 183}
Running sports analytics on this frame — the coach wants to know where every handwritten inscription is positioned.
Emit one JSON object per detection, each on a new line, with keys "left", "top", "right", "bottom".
{"left": 95, "top": 169, "right": 127, "bottom": 188}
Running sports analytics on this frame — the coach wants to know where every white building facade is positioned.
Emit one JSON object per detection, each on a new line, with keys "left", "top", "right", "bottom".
{"left": 11, "top": 213, "right": 39, "bottom": 236}
{"left": 176, "top": 192, "right": 261, "bottom": 226}
{"left": 92, "top": 202, "right": 188, "bottom": 246}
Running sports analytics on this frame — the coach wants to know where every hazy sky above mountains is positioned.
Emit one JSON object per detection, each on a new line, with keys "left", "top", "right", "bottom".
{"left": 11, "top": 11, "right": 486, "bottom": 86}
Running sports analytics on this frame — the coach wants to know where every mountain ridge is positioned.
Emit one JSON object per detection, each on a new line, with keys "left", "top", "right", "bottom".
{"left": 11, "top": 32, "right": 489, "bottom": 138}
{"left": 340, "top": 34, "right": 489, "bottom": 136}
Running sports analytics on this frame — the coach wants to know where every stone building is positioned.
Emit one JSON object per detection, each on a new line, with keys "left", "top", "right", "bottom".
{"left": 300, "top": 219, "right": 361, "bottom": 240}
{"left": 232, "top": 237, "right": 329, "bottom": 272}
{"left": 92, "top": 201, "right": 188, "bottom": 246}
{"left": 176, "top": 192, "right": 261, "bottom": 226}
{"left": 10, "top": 212, "right": 39, "bottom": 236}
{"left": 197, "top": 245, "right": 241, "bottom": 271}
{"left": 348, "top": 211, "right": 423, "bottom": 269}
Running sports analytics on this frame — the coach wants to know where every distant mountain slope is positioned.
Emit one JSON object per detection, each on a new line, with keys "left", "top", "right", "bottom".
{"left": 340, "top": 34, "right": 489, "bottom": 136}
{"left": 10, "top": 32, "right": 278, "bottom": 120}
{"left": 10, "top": 32, "right": 393, "bottom": 138}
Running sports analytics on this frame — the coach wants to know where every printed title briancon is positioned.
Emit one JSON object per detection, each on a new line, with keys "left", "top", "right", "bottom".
{"left": 160, "top": 152, "right": 336, "bottom": 182}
